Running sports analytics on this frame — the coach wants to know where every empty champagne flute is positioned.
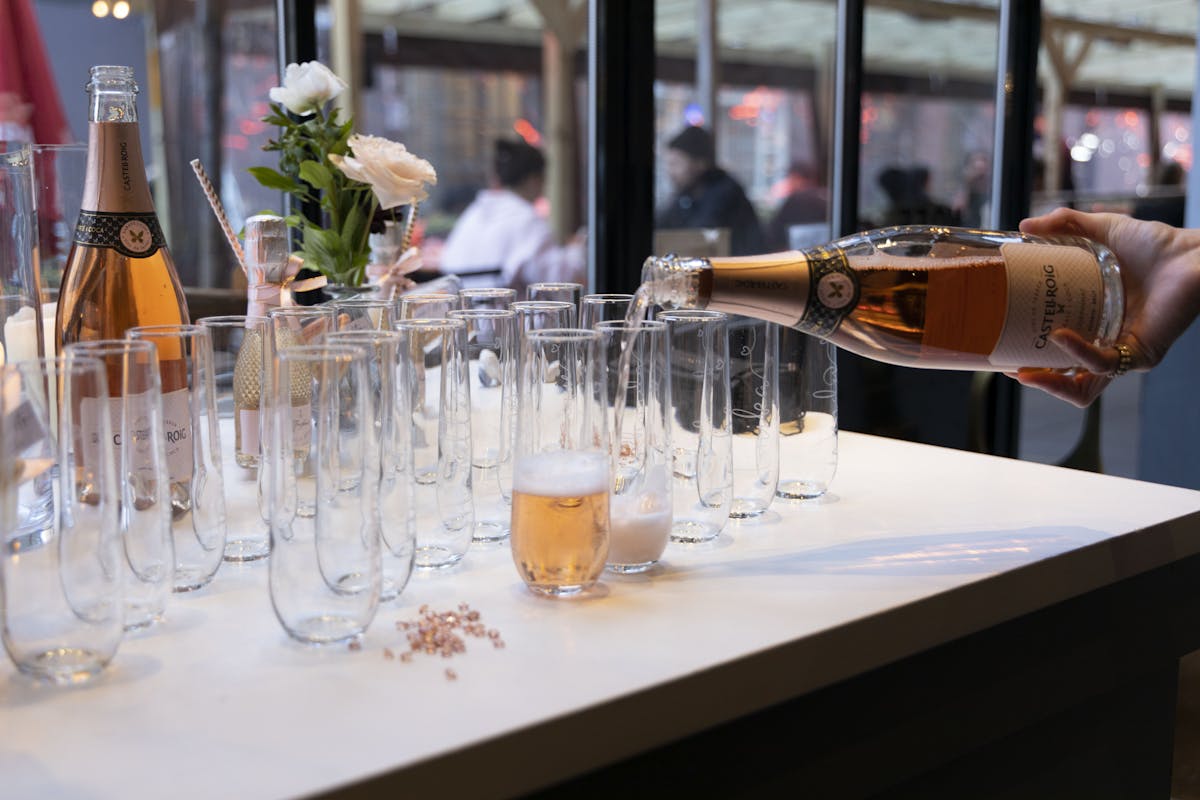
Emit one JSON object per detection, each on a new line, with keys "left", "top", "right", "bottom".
{"left": 580, "top": 294, "right": 634, "bottom": 329}
{"left": 448, "top": 308, "right": 517, "bottom": 543}
{"left": 1, "top": 356, "right": 123, "bottom": 682}
{"left": 268, "top": 343, "right": 381, "bottom": 644}
{"left": 397, "top": 292, "right": 461, "bottom": 321}
{"left": 323, "top": 329, "right": 414, "bottom": 601}
{"left": 127, "top": 324, "right": 227, "bottom": 592}
{"left": 512, "top": 328, "right": 610, "bottom": 596}
{"left": 527, "top": 282, "right": 582, "bottom": 318}
{"left": 329, "top": 297, "right": 396, "bottom": 332}
{"left": 510, "top": 300, "right": 573, "bottom": 336}
{"left": 394, "top": 318, "right": 474, "bottom": 569}
{"left": 198, "top": 315, "right": 272, "bottom": 563}
{"left": 459, "top": 287, "right": 517, "bottom": 311}
{"left": 728, "top": 318, "right": 780, "bottom": 519}
{"left": 64, "top": 339, "right": 173, "bottom": 629}
{"left": 658, "top": 310, "right": 733, "bottom": 543}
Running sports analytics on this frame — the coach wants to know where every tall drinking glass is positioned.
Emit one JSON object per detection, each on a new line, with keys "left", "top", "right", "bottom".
{"left": 198, "top": 315, "right": 271, "bottom": 562}
{"left": 449, "top": 308, "right": 517, "bottom": 543}
{"left": 127, "top": 324, "right": 227, "bottom": 591}
{"left": 658, "top": 310, "right": 733, "bottom": 543}
{"left": 1, "top": 146, "right": 47, "bottom": 363}
{"left": 580, "top": 294, "right": 634, "bottom": 329}
{"left": 597, "top": 320, "right": 672, "bottom": 573}
{"left": 64, "top": 339, "right": 173, "bottom": 630}
{"left": 323, "top": 329, "right": 414, "bottom": 601}
{"left": 728, "top": 318, "right": 780, "bottom": 519}
{"left": 510, "top": 300, "right": 573, "bottom": 336}
{"left": 329, "top": 297, "right": 395, "bottom": 332}
{"left": 527, "top": 282, "right": 582, "bottom": 316}
{"left": 30, "top": 143, "right": 87, "bottom": 298}
{"left": 269, "top": 344, "right": 381, "bottom": 644}
{"left": 394, "top": 318, "right": 474, "bottom": 569}
{"left": 1, "top": 356, "right": 123, "bottom": 682}
{"left": 397, "top": 292, "right": 460, "bottom": 321}
{"left": 777, "top": 330, "right": 838, "bottom": 500}
{"left": 460, "top": 287, "right": 516, "bottom": 311}
{"left": 513, "top": 329, "right": 609, "bottom": 596}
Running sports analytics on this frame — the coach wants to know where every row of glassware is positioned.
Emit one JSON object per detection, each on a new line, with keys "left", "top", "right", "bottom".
{"left": 0, "top": 283, "right": 838, "bottom": 684}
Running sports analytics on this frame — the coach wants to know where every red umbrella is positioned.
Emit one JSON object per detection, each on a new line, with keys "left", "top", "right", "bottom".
{"left": 0, "top": 0, "right": 70, "bottom": 145}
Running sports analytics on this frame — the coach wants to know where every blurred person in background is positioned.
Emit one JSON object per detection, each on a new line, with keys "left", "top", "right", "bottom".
{"left": 657, "top": 125, "right": 765, "bottom": 256}
{"left": 765, "top": 160, "right": 828, "bottom": 250}
{"left": 1133, "top": 161, "right": 1187, "bottom": 229}
{"left": 439, "top": 138, "right": 584, "bottom": 295}
{"left": 879, "top": 165, "right": 961, "bottom": 227}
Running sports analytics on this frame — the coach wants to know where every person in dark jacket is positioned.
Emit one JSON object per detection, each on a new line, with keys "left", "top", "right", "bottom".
{"left": 657, "top": 126, "right": 765, "bottom": 256}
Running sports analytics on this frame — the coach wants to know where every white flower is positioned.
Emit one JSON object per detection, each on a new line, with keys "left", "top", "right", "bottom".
{"left": 268, "top": 62, "right": 346, "bottom": 116}
{"left": 329, "top": 134, "right": 438, "bottom": 210}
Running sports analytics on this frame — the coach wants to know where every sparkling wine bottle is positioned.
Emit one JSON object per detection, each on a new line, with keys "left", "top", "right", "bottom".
{"left": 641, "top": 225, "right": 1124, "bottom": 371}
{"left": 58, "top": 66, "right": 191, "bottom": 462}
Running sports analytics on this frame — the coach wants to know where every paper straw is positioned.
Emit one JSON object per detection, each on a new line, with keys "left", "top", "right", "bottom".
{"left": 401, "top": 200, "right": 420, "bottom": 253}
{"left": 190, "top": 159, "right": 247, "bottom": 275}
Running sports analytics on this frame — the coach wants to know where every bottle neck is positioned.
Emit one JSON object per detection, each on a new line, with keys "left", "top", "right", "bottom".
{"left": 88, "top": 89, "right": 138, "bottom": 125}
{"left": 701, "top": 250, "right": 812, "bottom": 327}
{"left": 80, "top": 119, "right": 153, "bottom": 214}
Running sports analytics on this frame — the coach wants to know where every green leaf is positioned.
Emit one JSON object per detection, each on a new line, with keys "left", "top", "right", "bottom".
{"left": 298, "top": 160, "right": 334, "bottom": 192}
{"left": 247, "top": 166, "right": 301, "bottom": 193}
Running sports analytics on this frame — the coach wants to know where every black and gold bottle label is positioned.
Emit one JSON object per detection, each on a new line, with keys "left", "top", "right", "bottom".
{"left": 799, "top": 247, "right": 859, "bottom": 337}
{"left": 74, "top": 210, "right": 166, "bottom": 259}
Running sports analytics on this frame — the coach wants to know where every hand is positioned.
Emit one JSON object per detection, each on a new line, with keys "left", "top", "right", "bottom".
{"left": 1011, "top": 208, "right": 1200, "bottom": 407}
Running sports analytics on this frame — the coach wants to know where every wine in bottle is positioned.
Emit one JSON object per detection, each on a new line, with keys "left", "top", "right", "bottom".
{"left": 58, "top": 65, "right": 191, "bottom": 480}
{"left": 58, "top": 65, "right": 189, "bottom": 348}
{"left": 641, "top": 225, "right": 1124, "bottom": 371}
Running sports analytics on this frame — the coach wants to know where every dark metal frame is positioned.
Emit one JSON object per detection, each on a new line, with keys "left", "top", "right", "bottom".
{"left": 587, "top": 0, "right": 656, "bottom": 294}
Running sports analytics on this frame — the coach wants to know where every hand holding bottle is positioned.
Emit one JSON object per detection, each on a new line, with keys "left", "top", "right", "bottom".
{"left": 1014, "top": 208, "right": 1200, "bottom": 407}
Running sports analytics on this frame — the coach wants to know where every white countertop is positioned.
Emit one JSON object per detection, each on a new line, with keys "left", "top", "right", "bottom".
{"left": 4, "top": 432, "right": 1200, "bottom": 799}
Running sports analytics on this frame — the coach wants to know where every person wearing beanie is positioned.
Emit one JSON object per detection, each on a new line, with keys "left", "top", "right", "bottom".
{"left": 439, "top": 138, "right": 585, "bottom": 294}
{"left": 656, "top": 125, "right": 765, "bottom": 256}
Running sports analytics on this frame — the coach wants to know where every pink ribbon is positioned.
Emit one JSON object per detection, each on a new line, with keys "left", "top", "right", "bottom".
{"left": 246, "top": 254, "right": 328, "bottom": 317}
{"left": 366, "top": 247, "right": 424, "bottom": 298}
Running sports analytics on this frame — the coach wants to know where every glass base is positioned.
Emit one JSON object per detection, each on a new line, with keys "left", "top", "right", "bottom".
{"left": 670, "top": 520, "right": 721, "bottom": 544}
{"left": 123, "top": 601, "right": 164, "bottom": 632}
{"left": 17, "top": 648, "right": 111, "bottom": 685}
{"left": 777, "top": 479, "right": 828, "bottom": 500}
{"left": 729, "top": 498, "right": 770, "bottom": 519}
{"left": 172, "top": 566, "right": 217, "bottom": 593}
{"left": 284, "top": 616, "right": 366, "bottom": 646}
{"left": 606, "top": 560, "right": 657, "bottom": 574}
{"left": 415, "top": 546, "right": 465, "bottom": 570}
{"left": 523, "top": 581, "right": 594, "bottom": 597}
{"left": 472, "top": 521, "right": 510, "bottom": 544}
{"left": 223, "top": 539, "right": 270, "bottom": 563}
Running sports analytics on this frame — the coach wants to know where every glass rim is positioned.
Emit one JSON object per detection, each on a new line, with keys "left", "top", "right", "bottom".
{"left": 459, "top": 287, "right": 517, "bottom": 297}
{"left": 393, "top": 316, "right": 466, "bottom": 331}
{"left": 528, "top": 282, "right": 583, "bottom": 290}
{"left": 30, "top": 143, "right": 87, "bottom": 152}
{"left": 328, "top": 297, "right": 394, "bottom": 308}
{"left": 524, "top": 327, "right": 601, "bottom": 343}
{"left": 275, "top": 343, "right": 369, "bottom": 364}
{"left": 197, "top": 314, "right": 269, "bottom": 327}
{"left": 398, "top": 292, "right": 459, "bottom": 302}
{"left": 127, "top": 323, "right": 208, "bottom": 337}
{"left": 63, "top": 338, "right": 158, "bottom": 357}
{"left": 510, "top": 300, "right": 574, "bottom": 310}
{"left": 582, "top": 293, "right": 635, "bottom": 302}
{"left": 655, "top": 309, "right": 729, "bottom": 323}
{"left": 594, "top": 319, "right": 667, "bottom": 332}
{"left": 324, "top": 329, "right": 402, "bottom": 342}
{"left": 267, "top": 305, "right": 335, "bottom": 319}
{"left": 448, "top": 308, "right": 516, "bottom": 319}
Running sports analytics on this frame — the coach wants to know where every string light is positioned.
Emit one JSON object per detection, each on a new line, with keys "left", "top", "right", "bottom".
{"left": 92, "top": 0, "right": 109, "bottom": 17}
{"left": 113, "top": 1, "right": 130, "bottom": 19}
